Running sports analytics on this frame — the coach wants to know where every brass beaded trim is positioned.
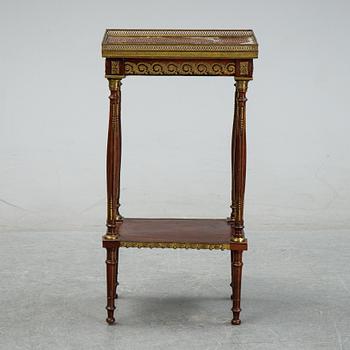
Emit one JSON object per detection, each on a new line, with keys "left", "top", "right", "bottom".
{"left": 120, "top": 241, "right": 230, "bottom": 250}
{"left": 104, "top": 44, "right": 256, "bottom": 52}
{"left": 105, "top": 29, "right": 255, "bottom": 37}
{"left": 116, "top": 239, "right": 246, "bottom": 250}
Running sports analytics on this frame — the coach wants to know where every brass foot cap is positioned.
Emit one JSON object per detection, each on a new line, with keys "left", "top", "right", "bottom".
{"left": 231, "top": 319, "right": 241, "bottom": 325}
{"left": 106, "top": 317, "right": 115, "bottom": 325}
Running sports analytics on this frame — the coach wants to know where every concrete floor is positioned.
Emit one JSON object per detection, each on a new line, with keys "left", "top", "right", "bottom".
{"left": 0, "top": 229, "right": 349, "bottom": 350}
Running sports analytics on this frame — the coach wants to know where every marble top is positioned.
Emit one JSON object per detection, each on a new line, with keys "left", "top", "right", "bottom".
{"left": 102, "top": 29, "right": 258, "bottom": 59}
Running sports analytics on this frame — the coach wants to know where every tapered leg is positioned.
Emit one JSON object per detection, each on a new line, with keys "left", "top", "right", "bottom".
{"left": 105, "top": 247, "right": 117, "bottom": 325}
{"left": 103, "top": 72, "right": 124, "bottom": 323}
{"left": 231, "top": 250, "right": 243, "bottom": 325}
{"left": 105, "top": 76, "right": 124, "bottom": 238}
{"left": 229, "top": 78, "right": 251, "bottom": 241}
{"left": 115, "top": 247, "right": 119, "bottom": 298}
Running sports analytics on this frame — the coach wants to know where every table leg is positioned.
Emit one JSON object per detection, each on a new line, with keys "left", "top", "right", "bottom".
{"left": 104, "top": 75, "right": 123, "bottom": 324}
{"left": 105, "top": 246, "right": 117, "bottom": 324}
{"left": 115, "top": 247, "right": 119, "bottom": 299}
{"left": 231, "top": 250, "right": 243, "bottom": 325}
{"left": 229, "top": 77, "right": 251, "bottom": 241}
{"left": 105, "top": 77, "right": 124, "bottom": 238}
{"left": 230, "top": 250, "right": 233, "bottom": 299}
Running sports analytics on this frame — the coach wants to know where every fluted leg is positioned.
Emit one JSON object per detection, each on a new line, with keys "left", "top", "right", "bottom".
{"left": 103, "top": 75, "right": 124, "bottom": 324}
{"left": 231, "top": 250, "right": 243, "bottom": 325}
{"left": 105, "top": 77, "right": 123, "bottom": 239}
{"left": 229, "top": 78, "right": 250, "bottom": 241}
{"left": 106, "top": 247, "right": 117, "bottom": 324}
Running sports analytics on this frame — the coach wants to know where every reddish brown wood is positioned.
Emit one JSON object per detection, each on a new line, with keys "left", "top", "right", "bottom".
{"left": 105, "top": 218, "right": 247, "bottom": 249}
{"left": 231, "top": 250, "right": 243, "bottom": 325}
{"left": 105, "top": 78, "right": 123, "bottom": 237}
{"left": 105, "top": 58, "right": 253, "bottom": 79}
{"left": 228, "top": 78, "right": 250, "bottom": 242}
{"left": 229, "top": 86, "right": 238, "bottom": 222}
{"left": 230, "top": 250, "right": 234, "bottom": 300}
{"left": 105, "top": 246, "right": 118, "bottom": 324}
{"left": 115, "top": 247, "right": 119, "bottom": 299}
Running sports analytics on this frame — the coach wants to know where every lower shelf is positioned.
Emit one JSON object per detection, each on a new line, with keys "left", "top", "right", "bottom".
{"left": 103, "top": 218, "right": 247, "bottom": 250}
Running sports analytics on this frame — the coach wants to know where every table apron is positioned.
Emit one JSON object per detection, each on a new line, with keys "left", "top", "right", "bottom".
{"left": 105, "top": 58, "right": 253, "bottom": 78}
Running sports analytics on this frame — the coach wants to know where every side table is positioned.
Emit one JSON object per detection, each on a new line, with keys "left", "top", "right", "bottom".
{"left": 101, "top": 29, "right": 259, "bottom": 325}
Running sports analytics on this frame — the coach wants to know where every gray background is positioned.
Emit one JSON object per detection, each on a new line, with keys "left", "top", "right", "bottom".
{"left": 1, "top": 0, "right": 350, "bottom": 349}
{"left": 1, "top": 0, "right": 349, "bottom": 233}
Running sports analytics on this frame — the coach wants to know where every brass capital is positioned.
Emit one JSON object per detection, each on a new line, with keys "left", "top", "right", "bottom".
{"left": 107, "top": 76, "right": 124, "bottom": 91}
{"left": 235, "top": 79, "right": 249, "bottom": 92}
{"left": 103, "top": 233, "right": 120, "bottom": 240}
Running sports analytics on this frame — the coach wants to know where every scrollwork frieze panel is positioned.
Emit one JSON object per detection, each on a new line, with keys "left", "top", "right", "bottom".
{"left": 124, "top": 60, "right": 236, "bottom": 76}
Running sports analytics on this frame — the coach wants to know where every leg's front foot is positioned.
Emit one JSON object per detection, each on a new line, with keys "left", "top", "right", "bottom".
{"left": 231, "top": 318, "right": 241, "bottom": 325}
{"left": 231, "top": 306, "right": 241, "bottom": 325}
{"left": 106, "top": 306, "right": 116, "bottom": 325}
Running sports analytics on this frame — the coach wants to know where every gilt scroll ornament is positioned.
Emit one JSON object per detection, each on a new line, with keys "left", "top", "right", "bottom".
{"left": 124, "top": 61, "right": 236, "bottom": 76}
